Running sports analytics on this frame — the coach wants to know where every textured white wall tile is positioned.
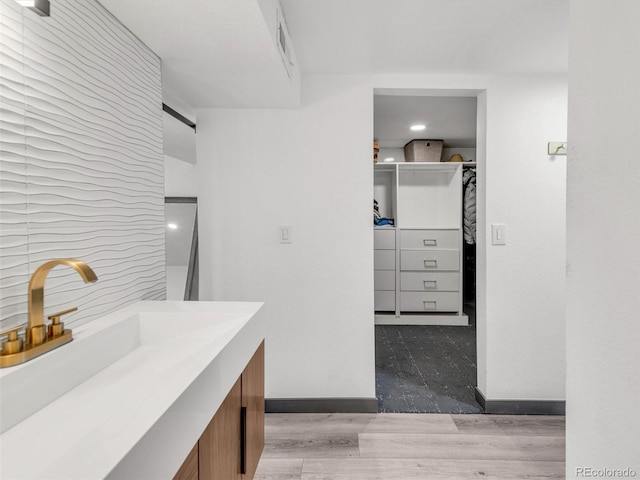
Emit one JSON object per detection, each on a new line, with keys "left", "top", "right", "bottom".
{"left": 0, "top": 0, "right": 165, "bottom": 331}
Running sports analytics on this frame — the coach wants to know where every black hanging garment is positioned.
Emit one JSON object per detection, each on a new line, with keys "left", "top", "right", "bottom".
{"left": 463, "top": 168, "right": 476, "bottom": 245}
{"left": 462, "top": 168, "right": 476, "bottom": 302}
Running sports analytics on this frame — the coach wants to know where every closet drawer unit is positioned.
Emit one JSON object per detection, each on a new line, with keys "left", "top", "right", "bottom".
{"left": 400, "top": 249, "right": 459, "bottom": 271}
{"left": 400, "top": 291, "right": 459, "bottom": 312}
{"left": 400, "top": 272, "right": 459, "bottom": 292}
{"left": 374, "top": 229, "right": 396, "bottom": 249}
{"left": 375, "top": 290, "right": 396, "bottom": 311}
{"left": 400, "top": 229, "right": 458, "bottom": 249}
{"left": 374, "top": 249, "right": 395, "bottom": 271}
{"left": 374, "top": 270, "right": 396, "bottom": 291}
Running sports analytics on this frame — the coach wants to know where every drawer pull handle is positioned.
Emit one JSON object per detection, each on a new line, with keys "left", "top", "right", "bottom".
{"left": 423, "top": 259, "right": 438, "bottom": 268}
{"left": 423, "top": 300, "right": 437, "bottom": 310}
{"left": 240, "top": 406, "right": 247, "bottom": 474}
{"left": 423, "top": 239, "right": 437, "bottom": 246}
{"left": 423, "top": 280, "right": 437, "bottom": 289}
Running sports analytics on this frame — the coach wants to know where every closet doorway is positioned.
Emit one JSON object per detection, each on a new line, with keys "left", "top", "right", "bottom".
{"left": 373, "top": 90, "right": 481, "bottom": 413}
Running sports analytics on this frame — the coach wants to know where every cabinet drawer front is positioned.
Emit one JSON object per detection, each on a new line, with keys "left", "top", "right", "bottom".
{"left": 400, "top": 229, "right": 458, "bottom": 249}
{"left": 401, "top": 272, "right": 459, "bottom": 292}
{"left": 400, "top": 292, "right": 459, "bottom": 312}
{"left": 400, "top": 249, "right": 459, "bottom": 271}
{"left": 374, "top": 229, "right": 396, "bottom": 249}
{"left": 375, "top": 290, "right": 396, "bottom": 311}
{"left": 375, "top": 270, "right": 396, "bottom": 291}
{"left": 374, "top": 249, "right": 395, "bottom": 270}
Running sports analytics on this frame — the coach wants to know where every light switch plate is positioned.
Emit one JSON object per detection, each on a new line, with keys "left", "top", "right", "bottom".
{"left": 492, "top": 224, "right": 506, "bottom": 245}
{"left": 279, "top": 226, "right": 292, "bottom": 244}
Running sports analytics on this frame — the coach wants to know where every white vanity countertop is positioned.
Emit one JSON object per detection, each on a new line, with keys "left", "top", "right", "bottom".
{"left": 0, "top": 301, "right": 265, "bottom": 480}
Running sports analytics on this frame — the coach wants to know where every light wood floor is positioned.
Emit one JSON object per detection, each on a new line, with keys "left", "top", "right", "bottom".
{"left": 254, "top": 413, "right": 565, "bottom": 479}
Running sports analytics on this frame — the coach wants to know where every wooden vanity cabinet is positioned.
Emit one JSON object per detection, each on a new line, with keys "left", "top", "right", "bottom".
{"left": 173, "top": 443, "right": 199, "bottom": 480}
{"left": 241, "top": 341, "right": 265, "bottom": 479}
{"left": 173, "top": 341, "right": 265, "bottom": 480}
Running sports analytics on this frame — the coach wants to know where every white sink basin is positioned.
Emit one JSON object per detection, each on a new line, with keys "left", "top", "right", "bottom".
{"left": 0, "top": 301, "right": 265, "bottom": 480}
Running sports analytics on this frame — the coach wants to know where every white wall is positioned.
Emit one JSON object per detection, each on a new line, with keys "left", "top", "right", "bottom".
{"left": 483, "top": 75, "right": 567, "bottom": 400}
{"left": 197, "top": 76, "right": 375, "bottom": 399}
{"left": 0, "top": 0, "right": 165, "bottom": 332}
{"left": 197, "top": 73, "right": 567, "bottom": 402}
{"left": 163, "top": 112, "right": 196, "bottom": 165}
{"left": 165, "top": 155, "right": 198, "bottom": 197}
{"left": 566, "top": 1, "right": 640, "bottom": 475}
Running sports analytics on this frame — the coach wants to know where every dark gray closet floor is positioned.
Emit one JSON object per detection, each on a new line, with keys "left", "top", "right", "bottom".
{"left": 375, "top": 304, "right": 482, "bottom": 414}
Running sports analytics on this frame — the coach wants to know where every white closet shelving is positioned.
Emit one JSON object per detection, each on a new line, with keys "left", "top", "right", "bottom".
{"left": 374, "top": 162, "right": 468, "bottom": 326}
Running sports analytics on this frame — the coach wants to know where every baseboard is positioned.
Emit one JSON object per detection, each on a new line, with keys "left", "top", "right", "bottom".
{"left": 375, "top": 313, "right": 468, "bottom": 326}
{"left": 266, "top": 398, "right": 379, "bottom": 413}
{"left": 474, "top": 387, "right": 565, "bottom": 415}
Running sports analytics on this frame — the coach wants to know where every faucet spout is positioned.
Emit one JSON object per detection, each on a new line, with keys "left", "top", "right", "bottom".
{"left": 27, "top": 259, "right": 98, "bottom": 345}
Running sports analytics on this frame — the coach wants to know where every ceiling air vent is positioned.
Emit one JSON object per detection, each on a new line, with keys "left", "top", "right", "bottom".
{"left": 276, "top": 6, "right": 293, "bottom": 79}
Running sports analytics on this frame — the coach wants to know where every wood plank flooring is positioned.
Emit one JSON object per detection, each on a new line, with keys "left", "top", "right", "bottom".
{"left": 254, "top": 413, "right": 565, "bottom": 479}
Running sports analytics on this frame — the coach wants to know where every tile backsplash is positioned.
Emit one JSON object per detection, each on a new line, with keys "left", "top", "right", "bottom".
{"left": 0, "top": 0, "right": 165, "bottom": 332}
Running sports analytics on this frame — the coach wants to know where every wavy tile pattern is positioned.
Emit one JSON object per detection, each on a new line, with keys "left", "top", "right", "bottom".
{"left": 0, "top": 0, "right": 165, "bottom": 332}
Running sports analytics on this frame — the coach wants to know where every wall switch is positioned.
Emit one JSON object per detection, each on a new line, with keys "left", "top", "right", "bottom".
{"left": 279, "top": 226, "right": 292, "bottom": 244}
{"left": 492, "top": 224, "right": 506, "bottom": 245}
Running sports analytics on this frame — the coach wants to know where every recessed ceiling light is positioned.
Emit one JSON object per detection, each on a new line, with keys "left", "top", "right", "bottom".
{"left": 167, "top": 223, "right": 178, "bottom": 230}
{"left": 383, "top": 157, "right": 395, "bottom": 162}
{"left": 410, "top": 124, "right": 426, "bottom": 131}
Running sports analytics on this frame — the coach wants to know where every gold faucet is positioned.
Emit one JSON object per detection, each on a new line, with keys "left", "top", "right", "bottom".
{"left": 0, "top": 259, "right": 98, "bottom": 368}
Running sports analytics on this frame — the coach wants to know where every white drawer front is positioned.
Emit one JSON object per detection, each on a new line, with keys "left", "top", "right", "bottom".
{"left": 401, "top": 272, "right": 459, "bottom": 292}
{"left": 400, "top": 249, "right": 459, "bottom": 271}
{"left": 374, "top": 270, "right": 396, "bottom": 291}
{"left": 400, "top": 229, "right": 458, "bottom": 249}
{"left": 374, "top": 249, "right": 395, "bottom": 270}
{"left": 374, "top": 229, "right": 396, "bottom": 249}
{"left": 375, "top": 290, "right": 396, "bottom": 311}
{"left": 400, "top": 292, "right": 459, "bottom": 312}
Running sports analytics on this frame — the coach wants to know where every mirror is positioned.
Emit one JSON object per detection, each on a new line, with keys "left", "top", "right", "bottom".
{"left": 165, "top": 197, "right": 198, "bottom": 300}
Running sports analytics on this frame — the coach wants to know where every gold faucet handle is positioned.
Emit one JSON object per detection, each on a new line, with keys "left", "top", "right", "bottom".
{"left": 47, "top": 307, "right": 77, "bottom": 338}
{"left": 0, "top": 325, "right": 26, "bottom": 355}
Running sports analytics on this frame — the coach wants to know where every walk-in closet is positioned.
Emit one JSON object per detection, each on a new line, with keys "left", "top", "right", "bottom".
{"left": 373, "top": 91, "right": 480, "bottom": 413}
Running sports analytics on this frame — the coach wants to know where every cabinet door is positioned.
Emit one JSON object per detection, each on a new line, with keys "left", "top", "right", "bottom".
{"left": 400, "top": 291, "right": 460, "bottom": 312}
{"left": 374, "top": 270, "right": 395, "bottom": 291}
{"left": 374, "top": 229, "right": 396, "bottom": 249}
{"left": 199, "top": 378, "right": 242, "bottom": 480}
{"left": 400, "top": 249, "right": 459, "bottom": 271}
{"left": 400, "top": 229, "right": 458, "bottom": 249}
{"left": 242, "top": 341, "right": 265, "bottom": 479}
{"left": 400, "top": 272, "right": 459, "bottom": 292}
{"left": 173, "top": 443, "right": 198, "bottom": 480}
{"left": 374, "top": 250, "right": 395, "bottom": 270}
{"left": 374, "top": 290, "right": 395, "bottom": 311}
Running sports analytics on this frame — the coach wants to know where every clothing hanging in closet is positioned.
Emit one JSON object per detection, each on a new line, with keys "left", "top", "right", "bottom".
{"left": 462, "top": 167, "right": 476, "bottom": 302}
{"left": 463, "top": 168, "right": 476, "bottom": 245}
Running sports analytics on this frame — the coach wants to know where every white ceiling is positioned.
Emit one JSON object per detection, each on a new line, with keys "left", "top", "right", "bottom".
{"left": 100, "top": 0, "right": 568, "bottom": 111}
{"left": 99, "top": 0, "right": 297, "bottom": 111}
{"left": 280, "top": 0, "right": 569, "bottom": 75}
{"left": 100, "top": 0, "right": 568, "bottom": 150}
{"left": 374, "top": 95, "right": 477, "bottom": 148}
